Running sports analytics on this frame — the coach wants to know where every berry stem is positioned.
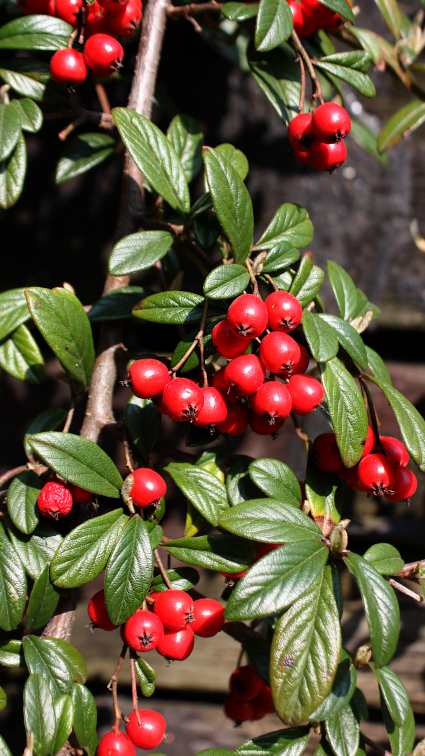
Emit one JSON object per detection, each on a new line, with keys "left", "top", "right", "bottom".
{"left": 291, "top": 30, "right": 324, "bottom": 104}
{"left": 389, "top": 578, "right": 422, "bottom": 603}
{"left": 154, "top": 548, "right": 173, "bottom": 588}
{"left": 290, "top": 412, "right": 311, "bottom": 450}
{"left": 107, "top": 644, "right": 127, "bottom": 730}
{"left": 170, "top": 300, "right": 208, "bottom": 380}
{"left": 130, "top": 654, "right": 140, "bottom": 716}
{"left": 95, "top": 82, "right": 112, "bottom": 115}
{"left": 296, "top": 52, "right": 306, "bottom": 112}
{"left": 62, "top": 403, "right": 75, "bottom": 434}
{"left": 167, "top": 1, "right": 222, "bottom": 18}
{"left": 398, "top": 559, "right": 425, "bottom": 578}
{"left": 245, "top": 259, "right": 260, "bottom": 297}
{"left": 264, "top": 274, "right": 279, "bottom": 291}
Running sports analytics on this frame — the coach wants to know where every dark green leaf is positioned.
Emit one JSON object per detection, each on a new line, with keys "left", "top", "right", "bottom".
{"left": 55, "top": 132, "right": 115, "bottom": 184}
{"left": 125, "top": 396, "right": 162, "bottom": 461}
{"left": 249, "top": 46, "right": 300, "bottom": 125}
{"left": 325, "top": 705, "right": 360, "bottom": 756}
{"left": 23, "top": 636, "right": 86, "bottom": 696}
{"left": 315, "top": 53, "right": 376, "bottom": 97}
{"left": 24, "top": 673, "right": 56, "bottom": 756}
{"left": 305, "top": 465, "right": 341, "bottom": 533}
{"left": 0, "top": 102, "right": 21, "bottom": 161}
{"left": 24, "top": 408, "right": 67, "bottom": 457}
{"left": 105, "top": 516, "right": 153, "bottom": 625}
{"left": 310, "top": 652, "right": 357, "bottom": 721}
{"left": 0, "top": 132, "right": 26, "bottom": 209}
{"left": 203, "top": 264, "right": 250, "bottom": 300}
{"left": 109, "top": 230, "right": 173, "bottom": 276}
{"left": 151, "top": 566, "right": 199, "bottom": 592}
{"left": 51, "top": 695, "right": 73, "bottom": 754}
{"left": 255, "top": 0, "right": 292, "bottom": 52}
{"left": 0, "top": 63, "right": 48, "bottom": 101}
{"left": 226, "top": 455, "right": 258, "bottom": 506}
{"left": 0, "top": 735, "right": 11, "bottom": 756}
{"left": 167, "top": 114, "right": 203, "bottom": 182}
{"left": 215, "top": 144, "right": 249, "bottom": 181}
{"left": 375, "top": 666, "right": 409, "bottom": 726}
{"left": 350, "top": 119, "right": 387, "bottom": 164}
{"left": 219, "top": 498, "right": 322, "bottom": 543}
{"left": 7, "top": 471, "right": 41, "bottom": 534}
{"left": 327, "top": 261, "right": 359, "bottom": 321}
{"left": 376, "top": 380, "right": 425, "bottom": 471}
{"left": 319, "top": 314, "right": 368, "bottom": 370}
{"left": 0, "top": 522, "right": 26, "bottom": 630}
{"left": 26, "top": 566, "right": 60, "bottom": 631}
{"left": 165, "top": 462, "right": 228, "bottom": 526}
{"left": 133, "top": 290, "right": 204, "bottom": 325}
{"left": 72, "top": 684, "right": 97, "bottom": 756}
{"left": 0, "top": 639, "right": 22, "bottom": 667}
{"left": 320, "top": 0, "right": 354, "bottom": 21}
{"left": 166, "top": 533, "right": 255, "bottom": 573}
{"left": 383, "top": 697, "right": 415, "bottom": 756}
{"left": 365, "top": 347, "right": 391, "bottom": 385}
{"left": 10, "top": 97, "right": 43, "bottom": 133}
{"left": 363, "top": 543, "right": 404, "bottom": 575}
{"left": 136, "top": 657, "right": 156, "bottom": 698}
{"left": 291, "top": 264, "right": 324, "bottom": 307}
{"left": 248, "top": 457, "right": 301, "bottom": 502}
{"left": 0, "top": 323, "right": 44, "bottom": 383}
{"left": 0, "top": 15, "right": 72, "bottom": 50}
{"left": 222, "top": 2, "right": 259, "bottom": 20}
{"left": 0, "top": 687, "right": 6, "bottom": 711}
{"left": 236, "top": 727, "right": 310, "bottom": 754}
{"left": 89, "top": 286, "right": 144, "bottom": 321}
{"left": 256, "top": 203, "right": 313, "bottom": 251}
{"left": 262, "top": 247, "right": 300, "bottom": 274}
{"left": 0, "top": 288, "right": 30, "bottom": 341}
{"left": 378, "top": 100, "right": 425, "bottom": 152}
{"left": 9, "top": 524, "right": 62, "bottom": 579}
{"left": 302, "top": 310, "right": 339, "bottom": 362}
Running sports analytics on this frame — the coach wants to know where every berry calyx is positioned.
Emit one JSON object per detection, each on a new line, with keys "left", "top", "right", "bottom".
{"left": 251, "top": 380, "right": 292, "bottom": 423}
{"left": 87, "top": 589, "right": 115, "bottom": 631}
{"left": 49, "top": 48, "right": 87, "bottom": 85}
{"left": 83, "top": 33, "right": 124, "bottom": 77}
{"left": 288, "top": 112, "right": 314, "bottom": 150}
{"left": 380, "top": 435, "right": 409, "bottom": 467}
{"left": 357, "top": 453, "right": 395, "bottom": 496}
{"left": 224, "top": 694, "right": 255, "bottom": 723}
{"left": 249, "top": 412, "right": 284, "bottom": 435}
{"left": 216, "top": 403, "right": 248, "bottom": 436}
{"left": 309, "top": 140, "right": 347, "bottom": 172}
{"left": 259, "top": 331, "right": 301, "bottom": 376}
{"left": 153, "top": 589, "right": 194, "bottom": 631}
{"left": 229, "top": 665, "right": 263, "bottom": 701}
{"left": 195, "top": 387, "right": 228, "bottom": 427}
{"left": 227, "top": 294, "right": 268, "bottom": 338}
{"left": 288, "top": 374, "right": 324, "bottom": 414}
{"left": 129, "top": 358, "right": 169, "bottom": 398}
{"left": 69, "top": 484, "right": 92, "bottom": 504}
{"left": 211, "top": 319, "right": 251, "bottom": 359}
{"left": 312, "top": 102, "right": 351, "bottom": 142}
{"left": 161, "top": 377, "right": 204, "bottom": 422}
{"left": 37, "top": 480, "right": 73, "bottom": 518}
{"left": 55, "top": 0, "right": 82, "bottom": 25}
{"left": 123, "top": 467, "right": 167, "bottom": 509}
{"left": 265, "top": 290, "right": 303, "bottom": 332}
{"left": 98, "top": 731, "right": 136, "bottom": 756}
{"left": 126, "top": 709, "right": 166, "bottom": 750}
{"left": 191, "top": 598, "right": 225, "bottom": 637}
{"left": 313, "top": 432, "right": 343, "bottom": 473}
{"left": 224, "top": 354, "right": 265, "bottom": 396}
{"left": 123, "top": 609, "right": 164, "bottom": 652}
{"left": 387, "top": 467, "right": 417, "bottom": 502}
{"left": 156, "top": 627, "right": 195, "bottom": 660}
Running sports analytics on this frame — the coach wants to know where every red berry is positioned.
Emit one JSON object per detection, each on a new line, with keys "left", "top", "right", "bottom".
{"left": 288, "top": 374, "right": 324, "bottom": 414}
{"left": 195, "top": 387, "right": 228, "bottom": 427}
{"left": 161, "top": 377, "right": 204, "bottom": 422}
{"left": 129, "top": 358, "right": 169, "bottom": 399}
{"left": 249, "top": 412, "right": 284, "bottom": 436}
{"left": 287, "top": 0, "right": 305, "bottom": 35}
{"left": 224, "top": 355, "right": 265, "bottom": 396}
{"left": 251, "top": 380, "right": 292, "bottom": 423}
{"left": 363, "top": 425, "right": 375, "bottom": 457}
{"left": 211, "top": 367, "right": 228, "bottom": 395}
{"left": 69, "top": 484, "right": 92, "bottom": 504}
{"left": 255, "top": 542, "right": 281, "bottom": 559}
{"left": 106, "top": 0, "right": 142, "bottom": 36}
{"left": 191, "top": 598, "right": 224, "bottom": 638}
{"left": 98, "top": 0, "right": 127, "bottom": 9}
{"left": 303, "top": 0, "right": 343, "bottom": 29}
{"left": 265, "top": 291, "right": 303, "bottom": 332}
{"left": 380, "top": 435, "right": 409, "bottom": 467}
{"left": 227, "top": 294, "right": 268, "bottom": 338}
{"left": 312, "top": 102, "right": 351, "bottom": 142}
{"left": 98, "top": 731, "right": 136, "bottom": 756}
{"left": 288, "top": 112, "right": 313, "bottom": 150}
{"left": 387, "top": 467, "right": 417, "bottom": 502}
{"left": 259, "top": 332, "right": 301, "bottom": 376}
{"left": 221, "top": 568, "right": 247, "bottom": 580}
{"left": 340, "top": 464, "right": 364, "bottom": 492}
{"left": 55, "top": 0, "right": 82, "bottom": 25}
{"left": 126, "top": 709, "right": 166, "bottom": 750}
{"left": 84, "top": 33, "right": 124, "bottom": 77}
{"left": 20, "top": 0, "right": 56, "bottom": 13}
{"left": 217, "top": 403, "right": 248, "bottom": 436}
{"left": 313, "top": 433, "right": 343, "bottom": 473}
{"left": 292, "top": 343, "right": 310, "bottom": 375}
{"left": 212, "top": 319, "right": 251, "bottom": 359}
{"left": 87, "top": 589, "right": 115, "bottom": 631}
{"left": 85, "top": 0, "right": 106, "bottom": 35}
{"left": 37, "top": 480, "right": 73, "bottom": 518}
{"left": 154, "top": 590, "right": 194, "bottom": 631}
{"left": 156, "top": 627, "right": 194, "bottom": 660}
{"left": 358, "top": 453, "right": 395, "bottom": 496}
{"left": 124, "top": 609, "right": 164, "bottom": 652}
{"left": 309, "top": 140, "right": 348, "bottom": 171}
{"left": 224, "top": 694, "right": 255, "bottom": 723}
{"left": 252, "top": 685, "right": 274, "bottom": 718}
{"left": 49, "top": 48, "right": 87, "bottom": 85}
{"left": 230, "top": 665, "right": 263, "bottom": 701}
{"left": 128, "top": 467, "right": 167, "bottom": 508}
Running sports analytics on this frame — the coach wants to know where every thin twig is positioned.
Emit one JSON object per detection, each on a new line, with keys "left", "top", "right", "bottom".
{"left": 0, "top": 464, "right": 29, "bottom": 488}
{"left": 399, "top": 559, "right": 425, "bottom": 578}
{"left": 130, "top": 655, "right": 140, "bottom": 717}
{"left": 95, "top": 82, "right": 112, "bottom": 115}
{"left": 296, "top": 54, "right": 306, "bottom": 112}
{"left": 154, "top": 549, "right": 173, "bottom": 588}
{"left": 62, "top": 405, "right": 75, "bottom": 434}
{"left": 171, "top": 300, "right": 208, "bottom": 377}
{"left": 389, "top": 578, "right": 423, "bottom": 603}
{"left": 291, "top": 413, "right": 311, "bottom": 450}
{"left": 58, "top": 118, "right": 82, "bottom": 141}
{"left": 264, "top": 274, "right": 278, "bottom": 291}
{"left": 245, "top": 259, "right": 260, "bottom": 297}
{"left": 167, "top": 1, "right": 222, "bottom": 16}
{"left": 291, "top": 30, "right": 324, "bottom": 103}
{"left": 361, "top": 732, "right": 391, "bottom": 755}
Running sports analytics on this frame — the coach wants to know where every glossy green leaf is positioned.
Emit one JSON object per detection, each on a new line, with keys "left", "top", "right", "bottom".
{"left": 7, "top": 471, "right": 41, "bottom": 534}
{"left": 203, "top": 264, "right": 250, "bottom": 300}
{"left": 0, "top": 102, "right": 21, "bottom": 161}
{"left": 0, "top": 63, "right": 48, "bottom": 101}
{"left": 320, "top": 0, "right": 354, "bottom": 20}
{"left": 262, "top": 247, "right": 300, "bottom": 274}
{"left": 23, "top": 636, "right": 86, "bottom": 696}
{"left": 363, "top": 543, "right": 404, "bottom": 575}
{"left": 0, "top": 522, "right": 26, "bottom": 631}
{"left": 55, "top": 132, "right": 115, "bottom": 184}
{"left": 321, "top": 357, "right": 368, "bottom": 468}
{"left": 378, "top": 100, "right": 425, "bottom": 152}
{"left": 248, "top": 457, "right": 301, "bottom": 502}
{"left": 109, "top": 230, "right": 173, "bottom": 276}
{"left": 226, "top": 456, "right": 258, "bottom": 506}
{"left": 50, "top": 509, "right": 126, "bottom": 588}
{"left": 310, "top": 652, "right": 357, "bottom": 721}
{"left": 89, "top": 286, "right": 144, "bottom": 322}
{"left": 167, "top": 114, "right": 203, "bottom": 182}
{"left": 222, "top": 2, "right": 259, "bottom": 20}
{"left": 166, "top": 533, "right": 255, "bottom": 573}
{"left": 271, "top": 567, "right": 341, "bottom": 725}
{"left": 302, "top": 310, "right": 338, "bottom": 362}
{"left": 9, "top": 524, "right": 62, "bottom": 579}
{"left": 319, "top": 314, "right": 368, "bottom": 371}
{"left": 0, "top": 323, "right": 44, "bottom": 383}
{"left": 327, "top": 261, "right": 359, "bottom": 321}
{"left": 325, "top": 705, "right": 360, "bottom": 756}
{"left": 249, "top": 46, "right": 300, "bottom": 125}
{"left": 219, "top": 498, "right": 322, "bottom": 543}
{"left": 0, "top": 15, "right": 71, "bottom": 50}
{"left": 256, "top": 203, "right": 313, "bottom": 251}
{"left": 113, "top": 108, "right": 190, "bottom": 213}
{"left": 225, "top": 541, "right": 328, "bottom": 620}
{"left": 72, "top": 684, "right": 97, "bottom": 756}
{"left": 26, "top": 287, "right": 95, "bottom": 387}
{"left": 365, "top": 347, "right": 391, "bottom": 384}
{"left": 0, "top": 687, "right": 6, "bottom": 712}
{"left": 133, "top": 290, "right": 204, "bottom": 324}
{"left": 25, "top": 566, "right": 60, "bottom": 631}
{"left": 125, "top": 396, "right": 162, "bottom": 461}
{"left": 305, "top": 466, "right": 341, "bottom": 533}
{"left": 236, "top": 727, "right": 310, "bottom": 754}
{"left": 0, "top": 735, "right": 11, "bottom": 756}
{"left": 344, "top": 553, "right": 400, "bottom": 667}
{"left": 151, "top": 567, "right": 199, "bottom": 593}
{"left": 105, "top": 516, "right": 153, "bottom": 625}
{"left": 215, "top": 144, "right": 249, "bottom": 181}
{"left": 51, "top": 695, "right": 74, "bottom": 754}
{"left": 165, "top": 462, "right": 228, "bottom": 526}
{"left": 0, "top": 639, "right": 22, "bottom": 668}
{"left": 377, "top": 380, "right": 425, "bottom": 471}
{"left": 294, "top": 265, "right": 324, "bottom": 307}
{"left": 0, "top": 132, "right": 26, "bottom": 209}
{"left": 136, "top": 657, "right": 156, "bottom": 698}
{"left": 0, "top": 288, "right": 30, "bottom": 341}
{"left": 315, "top": 53, "right": 375, "bottom": 97}
{"left": 350, "top": 119, "right": 387, "bottom": 164}
{"left": 375, "top": 666, "right": 409, "bottom": 726}
{"left": 10, "top": 97, "right": 43, "bottom": 133}
{"left": 383, "top": 696, "right": 415, "bottom": 756}
{"left": 255, "top": 0, "right": 292, "bottom": 52}
{"left": 24, "top": 408, "right": 67, "bottom": 458}
{"left": 27, "top": 432, "right": 123, "bottom": 497}
{"left": 24, "top": 673, "right": 56, "bottom": 756}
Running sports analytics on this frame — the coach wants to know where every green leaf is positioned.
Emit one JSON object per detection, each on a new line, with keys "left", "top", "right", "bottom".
{"left": 203, "top": 146, "right": 254, "bottom": 263}
{"left": 302, "top": 311, "right": 338, "bottom": 362}
{"left": 109, "top": 230, "right": 173, "bottom": 276}
{"left": 203, "top": 264, "right": 250, "bottom": 300}
{"left": 51, "top": 695, "right": 73, "bottom": 754}
{"left": 375, "top": 666, "right": 409, "bottom": 726}
{"left": 23, "top": 636, "right": 86, "bottom": 696}
{"left": 133, "top": 290, "right": 204, "bottom": 325}
{"left": 344, "top": 553, "right": 400, "bottom": 667}
{"left": 0, "top": 288, "right": 30, "bottom": 341}
{"left": 365, "top": 347, "right": 391, "bottom": 385}
{"left": 219, "top": 498, "right": 322, "bottom": 543}
{"left": 350, "top": 119, "right": 387, "bottom": 164}
{"left": 291, "top": 264, "right": 324, "bottom": 307}
{"left": 166, "top": 533, "right": 255, "bottom": 573}
{"left": 113, "top": 108, "right": 190, "bottom": 213}
{"left": 55, "top": 132, "right": 115, "bottom": 184}
{"left": 9, "top": 524, "right": 62, "bottom": 579}
{"left": 151, "top": 566, "right": 199, "bottom": 592}
{"left": 27, "top": 432, "right": 123, "bottom": 497}
{"left": 249, "top": 46, "right": 300, "bottom": 125}
{"left": 319, "top": 314, "right": 368, "bottom": 371}
{"left": 0, "top": 323, "right": 44, "bottom": 383}
{"left": 310, "top": 652, "right": 357, "bottom": 721}
{"left": 7, "top": 471, "right": 41, "bottom": 534}
{"left": 374, "top": 0, "right": 407, "bottom": 38}
{"left": 305, "top": 466, "right": 341, "bottom": 533}
{"left": 0, "top": 132, "right": 26, "bottom": 209}
{"left": 320, "top": 0, "right": 354, "bottom": 21}
{"left": 0, "top": 102, "right": 22, "bottom": 161}
{"left": 167, "top": 114, "right": 203, "bottom": 182}
{"left": 378, "top": 100, "right": 425, "bottom": 152}
{"left": 0, "top": 639, "right": 23, "bottom": 667}
{"left": 26, "top": 287, "right": 95, "bottom": 387}
{"left": 262, "top": 247, "right": 300, "bottom": 274}
{"left": 24, "top": 408, "right": 67, "bottom": 457}
{"left": 321, "top": 357, "right": 368, "bottom": 468}
{"left": 136, "top": 656, "right": 156, "bottom": 697}
{"left": 376, "top": 380, "right": 425, "bottom": 471}
{"left": 10, "top": 97, "right": 43, "bottom": 133}
{"left": 225, "top": 541, "right": 328, "bottom": 620}
{"left": 248, "top": 457, "right": 301, "bottom": 502}
{"left": 327, "top": 261, "right": 359, "bottom": 321}
{"left": 25, "top": 566, "right": 60, "bottom": 631}
{"left": 226, "top": 455, "right": 258, "bottom": 506}
{"left": 89, "top": 286, "right": 145, "bottom": 322}
{"left": 0, "top": 522, "right": 27, "bottom": 631}
{"left": 236, "top": 727, "right": 310, "bottom": 754}
{"left": 0, "top": 15, "right": 72, "bottom": 50}
{"left": 256, "top": 203, "right": 313, "bottom": 251}
{"left": 165, "top": 462, "right": 228, "bottom": 526}
{"left": 104, "top": 516, "right": 153, "bottom": 625}
{"left": 0, "top": 735, "right": 11, "bottom": 756}
{"left": 325, "top": 705, "right": 360, "bottom": 756}
{"left": 50, "top": 509, "right": 126, "bottom": 588}
{"left": 0, "top": 687, "right": 6, "bottom": 711}
{"left": 215, "top": 144, "right": 249, "bottom": 181}
{"left": 383, "top": 697, "right": 415, "bottom": 756}
{"left": 222, "top": 2, "right": 259, "bottom": 20}
{"left": 271, "top": 567, "right": 341, "bottom": 725}
{"left": 255, "top": 0, "right": 292, "bottom": 52}
{"left": 0, "top": 63, "right": 48, "bottom": 101}
{"left": 72, "top": 684, "right": 97, "bottom": 756}
{"left": 24, "top": 673, "right": 56, "bottom": 756}
{"left": 125, "top": 396, "right": 162, "bottom": 461}
{"left": 315, "top": 53, "right": 376, "bottom": 97}
{"left": 363, "top": 543, "right": 404, "bottom": 575}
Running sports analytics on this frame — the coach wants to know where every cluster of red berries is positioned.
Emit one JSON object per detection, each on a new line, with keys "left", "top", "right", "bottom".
{"left": 37, "top": 479, "right": 92, "bottom": 518}
{"left": 313, "top": 427, "right": 418, "bottom": 501}
{"left": 98, "top": 709, "right": 166, "bottom": 755}
{"left": 130, "top": 291, "right": 325, "bottom": 438}
{"left": 224, "top": 665, "right": 274, "bottom": 724}
{"left": 288, "top": 102, "right": 351, "bottom": 171}
{"left": 288, "top": 0, "right": 349, "bottom": 38}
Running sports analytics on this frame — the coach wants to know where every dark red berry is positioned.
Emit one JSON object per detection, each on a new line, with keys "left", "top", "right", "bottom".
{"left": 288, "top": 112, "right": 313, "bottom": 150}
{"left": 252, "top": 685, "right": 274, "bottom": 718}
{"left": 288, "top": 374, "right": 324, "bottom": 414}
{"left": 251, "top": 380, "right": 292, "bottom": 423}
{"left": 340, "top": 465, "right": 364, "bottom": 492}
{"left": 87, "top": 589, "right": 115, "bottom": 631}
{"left": 230, "top": 665, "right": 263, "bottom": 701}
{"left": 129, "top": 358, "right": 169, "bottom": 399}
{"left": 50, "top": 48, "right": 87, "bottom": 85}
{"left": 227, "top": 294, "right": 268, "bottom": 338}
{"left": 211, "top": 319, "right": 251, "bottom": 359}
{"left": 249, "top": 412, "right": 284, "bottom": 436}
{"left": 309, "top": 140, "right": 347, "bottom": 171}
{"left": 37, "top": 480, "right": 73, "bottom": 518}
{"left": 161, "top": 377, "right": 204, "bottom": 422}
{"left": 85, "top": 0, "right": 106, "bottom": 35}
{"left": 287, "top": 0, "right": 305, "bottom": 35}
{"left": 380, "top": 435, "right": 409, "bottom": 467}
{"left": 358, "top": 453, "right": 395, "bottom": 496}
{"left": 259, "top": 332, "right": 301, "bottom": 377}
{"left": 20, "top": 0, "right": 56, "bottom": 13}
{"left": 55, "top": 0, "right": 82, "bottom": 25}
{"left": 313, "top": 433, "right": 343, "bottom": 473}
{"left": 217, "top": 403, "right": 248, "bottom": 436}
{"left": 224, "top": 354, "right": 265, "bottom": 396}
{"left": 156, "top": 627, "right": 195, "bottom": 660}
{"left": 255, "top": 542, "right": 281, "bottom": 559}
{"left": 124, "top": 609, "right": 164, "bottom": 652}
{"left": 69, "top": 484, "right": 92, "bottom": 504}
{"left": 195, "top": 387, "right": 228, "bottom": 427}
{"left": 292, "top": 343, "right": 310, "bottom": 375}
{"left": 84, "top": 33, "right": 124, "bottom": 77}
{"left": 312, "top": 102, "right": 351, "bottom": 142}
{"left": 265, "top": 290, "right": 303, "bottom": 332}
{"left": 387, "top": 467, "right": 417, "bottom": 502}
{"left": 126, "top": 709, "right": 166, "bottom": 750}
{"left": 224, "top": 694, "right": 255, "bottom": 723}
{"left": 106, "top": 0, "right": 142, "bottom": 36}
{"left": 154, "top": 590, "right": 194, "bottom": 631}
{"left": 98, "top": 731, "right": 136, "bottom": 756}
{"left": 126, "top": 467, "right": 167, "bottom": 509}
{"left": 191, "top": 598, "right": 224, "bottom": 638}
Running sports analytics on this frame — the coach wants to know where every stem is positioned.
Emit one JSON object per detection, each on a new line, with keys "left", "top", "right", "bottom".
{"left": 245, "top": 259, "right": 260, "bottom": 297}
{"left": 399, "top": 559, "right": 425, "bottom": 578}
{"left": 170, "top": 300, "right": 208, "bottom": 378}
{"left": 130, "top": 655, "right": 140, "bottom": 715}
{"left": 0, "top": 464, "right": 29, "bottom": 488}
{"left": 167, "top": 1, "right": 222, "bottom": 17}
{"left": 154, "top": 549, "right": 173, "bottom": 588}
{"left": 389, "top": 578, "right": 423, "bottom": 603}
{"left": 95, "top": 82, "right": 112, "bottom": 115}
{"left": 264, "top": 274, "right": 278, "bottom": 291}
{"left": 291, "top": 413, "right": 310, "bottom": 450}
{"left": 297, "top": 53, "right": 306, "bottom": 111}
{"left": 62, "top": 404, "right": 75, "bottom": 434}
{"left": 291, "top": 31, "right": 324, "bottom": 103}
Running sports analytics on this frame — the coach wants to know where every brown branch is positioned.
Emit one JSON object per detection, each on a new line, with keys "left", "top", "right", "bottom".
{"left": 245, "top": 258, "right": 260, "bottom": 297}
{"left": 291, "top": 30, "right": 324, "bottom": 103}
{"left": 296, "top": 53, "right": 306, "bottom": 112}
{"left": 95, "top": 82, "right": 112, "bottom": 115}
{"left": 167, "top": 1, "right": 222, "bottom": 17}
{"left": 170, "top": 300, "right": 208, "bottom": 376}
{"left": 0, "top": 464, "right": 29, "bottom": 488}
{"left": 154, "top": 549, "right": 173, "bottom": 588}
{"left": 389, "top": 578, "right": 423, "bottom": 603}
{"left": 399, "top": 559, "right": 425, "bottom": 578}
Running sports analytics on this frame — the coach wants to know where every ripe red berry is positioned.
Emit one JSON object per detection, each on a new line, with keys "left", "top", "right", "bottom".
{"left": 55, "top": 0, "right": 82, "bottom": 25}
{"left": 106, "top": 0, "right": 142, "bottom": 36}
{"left": 265, "top": 291, "right": 303, "bottom": 333}
{"left": 313, "top": 433, "right": 343, "bottom": 473}
{"left": 288, "top": 374, "right": 324, "bottom": 414}
{"left": 126, "top": 467, "right": 167, "bottom": 509}
{"left": 126, "top": 709, "right": 166, "bottom": 750}
{"left": 157, "top": 627, "right": 195, "bottom": 660}
{"left": 380, "top": 435, "right": 409, "bottom": 467}
{"left": 195, "top": 387, "right": 228, "bottom": 427}
{"left": 69, "top": 484, "right": 92, "bottom": 504}
{"left": 287, "top": 0, "right": 305, "bottom": 35}
{"left": 37, "top": 480, "right": 73, "bottom": 518}
{"left": 252, "top": 685, "right": 274, "bottom": 718}
{"left": 161, "top": 377, "right": 204, "bottom": 422}
{"left": 387, "top": 467, "right": 417, "bottom": 502}
{"left": 98, "top": 0, "right": 127, "bottom": 9}
{"left": 85, "top": 0, "right": 106, "bottom": 35}
{"left": 358, "top": 453, "right": 395, "bottom": 496}
{"left": 312, "top": 102, "right": 351, "bottom": 142}
{"left": 129, "top": 358, "right": 169, "bottom": 399}
{"left": 249, "top": 412, "right": 284, "bottom": 435}
{"left": 288, "top": 112, "right": 313, "bottom": 150}
{"left": 84, "top": 33, "right": 124, "bottom": 77}
{"left": 309, "top": 140, "right": 348, "bottom": 171}
{"left": 230, "top": 666, "right": 263, "bottom": 701}
{"left": 124, "top": 609, "right": 164, "bottom": 652}
{"left": 98, "top": 731, "right": 136, "bottom": 756}
{"left": 49, "top": 48, "right": 87, "bottom": 85}
{"left": 211, "top": 319, "right": 251, "bottom": 359}
{"left": 154, "top": 590, "right": 194, "bottom": 631}
{"left": 224, "top": 694, "right": 255, "bottom": 723}
{"left": 292, "top": 343, "right": 310, "bottom": 375}
{"left": 87, "top": 589, "right": 115, "bottom": 631}
{"left": 255, "top": 542, "right": 281, "bottom": 559}
{"left": 363, "top": 425, "right": 375, "bottom": 457}
{"left": 259, "top": 332, "right": 301, "bottom": 377}
{"left": 224, "top": 354, "right": 265, "bottom": 396}
{"left": 191, "top": 598, "right": 225, "bottom": 638}
{"left": 251, "top": 381, "right": 292, "bottom": 423}
{"left": 20, "top": 0, "right": 56, "bottom": 14}
{"left": 227, "top": 294, "right": 268, "bottom": 338}
{"left": 217, "top": 403, "right": 248, "bottom": 436}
